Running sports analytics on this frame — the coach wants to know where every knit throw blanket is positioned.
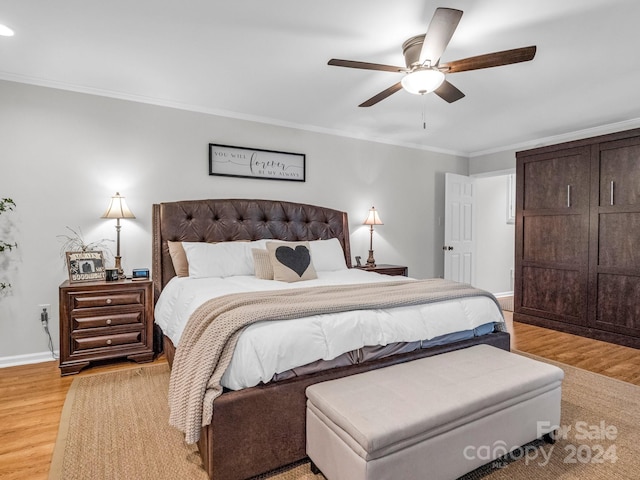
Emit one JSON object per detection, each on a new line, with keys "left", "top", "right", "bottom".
{"left": 168, "top": 278, "right": 504, "bottom": 443}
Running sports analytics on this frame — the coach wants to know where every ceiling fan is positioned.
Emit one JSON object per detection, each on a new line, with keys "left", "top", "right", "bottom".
{"left": 328, "top": 7, "right": 536, "bottom": 107}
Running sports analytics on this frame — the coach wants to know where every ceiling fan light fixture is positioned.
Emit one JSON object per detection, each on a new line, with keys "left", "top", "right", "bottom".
{"left": 401, "top": 68, "right": 445, "bottom": 95}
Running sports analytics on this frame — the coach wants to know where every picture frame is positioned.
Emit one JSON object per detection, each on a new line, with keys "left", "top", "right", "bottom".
{"left": 66, "top": 251, "right": 106, "bottom": 283}
{"left": 209, "top": 143, "right": 305, "bottom": 182}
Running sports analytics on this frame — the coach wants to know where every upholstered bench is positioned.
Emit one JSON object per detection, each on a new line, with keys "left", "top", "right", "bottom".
{"left": 305, "top": 344, "right": 564, "bottom": 480}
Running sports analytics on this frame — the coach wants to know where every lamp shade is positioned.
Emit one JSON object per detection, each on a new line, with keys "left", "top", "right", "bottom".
{"left": 101, "top": 192, "right": 136, "bottom": 219}
{"left": 401, "top": 68, "right": 445, "bottom": 95}
{"left": 363, "top": 206, "right": 383, "bottom": 226}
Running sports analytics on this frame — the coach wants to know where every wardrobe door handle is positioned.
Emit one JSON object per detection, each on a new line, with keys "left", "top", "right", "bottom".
{"left": 567, "top": 185, "right": 571, "bottom": 208}
{"left": 610, "top": 180, "right": 614, "bottom": 206}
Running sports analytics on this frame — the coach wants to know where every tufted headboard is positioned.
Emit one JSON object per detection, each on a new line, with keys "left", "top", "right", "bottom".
{"left": 152, "top": 198, "right": 352, "bottom": 301}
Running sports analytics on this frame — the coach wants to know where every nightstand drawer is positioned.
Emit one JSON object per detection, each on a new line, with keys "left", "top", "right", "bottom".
{"left": 72, "top": 330, "right": 143, "bottom": 351}
{"left": 72, "top": 311, "right": 143, "bottom": 330}
{"left": 73, "top": 291, "right": 144, "bottom": 309}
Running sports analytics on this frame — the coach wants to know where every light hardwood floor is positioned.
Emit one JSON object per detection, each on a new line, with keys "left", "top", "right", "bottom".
{"left": 505, "top": 312, "right": 640, "bottom": 385}
{"left": 0, "top": 315, "right": 638, "bottom": 480}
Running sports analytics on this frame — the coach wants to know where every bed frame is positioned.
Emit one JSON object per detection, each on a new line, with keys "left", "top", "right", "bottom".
{"left": 152, "top": 198, "right": 510, "bottom": 480}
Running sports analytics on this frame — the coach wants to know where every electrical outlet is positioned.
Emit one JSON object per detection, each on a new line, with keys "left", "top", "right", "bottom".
{"left": 38, "top": 304, "right": 51, "bottom": 324}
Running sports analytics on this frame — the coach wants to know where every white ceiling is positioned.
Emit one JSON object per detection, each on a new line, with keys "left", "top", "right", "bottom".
{"left": 2, "top": 0, "right": 640, "bottom": 156}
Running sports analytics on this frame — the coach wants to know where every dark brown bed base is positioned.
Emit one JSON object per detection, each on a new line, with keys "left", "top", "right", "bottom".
{"left": 152, "top": 198, "right": 510, "bottom": 480}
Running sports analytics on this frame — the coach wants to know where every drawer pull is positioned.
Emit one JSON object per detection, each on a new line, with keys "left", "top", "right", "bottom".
{"left": 106, "top": 298, "right": 112, "bottom": 305}
{"left": 106, "top": 339, "right": 112, "bottom": 345}
{"left": 106, "top": 319, "right": 112, "bottom": 325}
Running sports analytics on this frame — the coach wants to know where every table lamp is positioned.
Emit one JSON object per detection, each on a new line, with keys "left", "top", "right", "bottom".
{"left": 101, "top": 192, "right": 135, "bottom": 278}
{"left": 363, "top": 206, "right": 383, "bottom": 267}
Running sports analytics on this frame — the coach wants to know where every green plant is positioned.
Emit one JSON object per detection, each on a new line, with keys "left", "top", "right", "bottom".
{"left": 0, "top": 240, "right": 17, "bottom": 253}
{"left": 57, "top": 226, "right": 114, "bottom": 268}
{"left": 0, "top": 198, "right": 17, "bottom": 292}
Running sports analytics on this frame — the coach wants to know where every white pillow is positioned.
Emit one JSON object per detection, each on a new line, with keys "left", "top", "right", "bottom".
{"left": 182, "top": 240, "right": 267, "bottom": 278}
{"left": 309, "top": 238, "right": 347, "bottom": 271}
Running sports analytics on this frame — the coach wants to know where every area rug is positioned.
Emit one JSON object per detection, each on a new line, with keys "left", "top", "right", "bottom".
{"left": 49, "top": 353, "right": 640, "bottom": 480}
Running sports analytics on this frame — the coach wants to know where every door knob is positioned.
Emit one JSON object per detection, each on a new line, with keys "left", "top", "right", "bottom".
{"left": 442, "top": 246, "right": 453, "bottom": 251}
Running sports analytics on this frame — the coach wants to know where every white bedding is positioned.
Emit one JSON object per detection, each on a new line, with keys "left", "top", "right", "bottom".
{"left": 155, "top": 269, "right": 504, "bottom": 390}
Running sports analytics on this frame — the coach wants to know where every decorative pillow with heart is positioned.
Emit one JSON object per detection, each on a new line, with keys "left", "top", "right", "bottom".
{"left": 265, "top": 241, "right": 318, "bottom": 282}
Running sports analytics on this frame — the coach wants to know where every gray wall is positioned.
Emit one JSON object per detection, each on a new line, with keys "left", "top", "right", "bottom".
{"left": 469, "top": 150, "right": 516, "bottom": 176}
{"left": 0, "top": 80, "right": 468, "bottom": 363}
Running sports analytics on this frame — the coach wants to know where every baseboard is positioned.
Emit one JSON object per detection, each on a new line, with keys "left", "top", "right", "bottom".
{"left": 0, "top": 350, "right": 59, "bottom": 368}
{"left": 493, "top": 291, "right": 514, "bottom": 298}
{"left": 493, "top": 292, "right": 514, "bottom": 312}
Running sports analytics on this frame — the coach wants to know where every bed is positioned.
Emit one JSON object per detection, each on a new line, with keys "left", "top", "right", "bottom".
{"left": 152, "top": 198, "right": 510, "bottom": 480}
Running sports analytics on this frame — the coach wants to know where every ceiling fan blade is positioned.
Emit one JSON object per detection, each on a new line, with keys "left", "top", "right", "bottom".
{"left": 434, "top": 80, "right": 465, "bottom": 103}
{"left": 328, "top": 59, "right": 406, "bottom": 73}
{"left": 440, "top": 46, "right": 537, "bottom": 73}
{"left": 359, "top": 82, "right": 403, "bottom": 107}
{"left": 419, "top": 8, "right": 463, "bottom": 66}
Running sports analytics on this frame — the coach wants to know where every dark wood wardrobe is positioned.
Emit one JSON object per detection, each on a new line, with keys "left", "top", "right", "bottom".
{"left": 514, "top": 127, "right": 640, "bottom": 349}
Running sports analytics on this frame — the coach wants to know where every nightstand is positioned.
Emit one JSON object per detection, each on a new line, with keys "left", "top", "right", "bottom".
{"left": 354, "top": 264, "right": 408, "bottom": 277}
{"left": 58, "top": 279, "right": 155, "bottom": 375}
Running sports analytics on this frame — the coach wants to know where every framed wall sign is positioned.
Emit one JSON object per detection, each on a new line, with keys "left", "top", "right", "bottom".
{"left": 66, "top": 251, "right": 106, "bottom": 283}
{"left": 209, "top": 143, "right": 305, "bottom": 182}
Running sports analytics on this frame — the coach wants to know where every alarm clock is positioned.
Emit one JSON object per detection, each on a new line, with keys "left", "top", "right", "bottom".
{"left": 132, "top": 268, "right": 149, "bottom": 280}
{"left": 105, "top": 268, "right": 119, "bottom": 282}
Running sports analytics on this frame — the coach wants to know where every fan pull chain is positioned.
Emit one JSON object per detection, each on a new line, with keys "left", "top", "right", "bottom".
{"left": 422, "top": 95, "right": 427, "bottom": 130}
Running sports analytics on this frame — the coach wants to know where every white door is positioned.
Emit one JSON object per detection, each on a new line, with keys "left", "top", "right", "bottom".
{"left": 444, "top": 173, "right": 477, "bottom": 285}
